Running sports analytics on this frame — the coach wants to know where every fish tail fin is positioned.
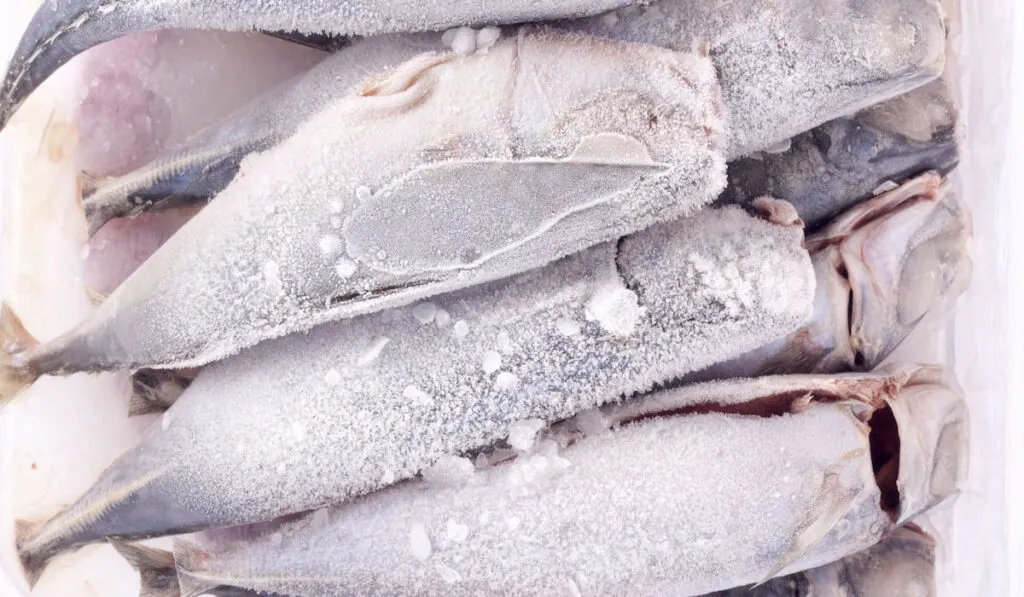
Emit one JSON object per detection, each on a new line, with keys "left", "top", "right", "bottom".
{"left": 110, "top": 540, "right": 181, "bottom": 597}
{"left": 15, "top": 519, "right": 50, "bottom": 588}
{"left": 173, "top": 539, "right": 219, "bottom": 597}
{"left": 0, "top": 302, "right": 40, "bottom": 407}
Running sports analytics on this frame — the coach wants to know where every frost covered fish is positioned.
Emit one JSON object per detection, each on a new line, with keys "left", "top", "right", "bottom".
{"left": 706, "top": 524, "right": 937, "bottom": 597}
{"left": 117, "top": 366, "right": 965, "bottom": 597}
{"left": 81, "top": 33, "right": 445, "bottom": 236}
{"left": 719, "top": 79, "right": 961, "bottom": 230}
{"left": 15, "top": 204, "right": 815, "bottom": 584}
{"left": 82, "top": 0, "right": 948, "bottom": 234}
{"left": 0, "top": 29, "right": 728, "bottom": 402}
{"left": 0, "top": 0, "right": 640, "bottom": 129}
{"left": 691, "top": 172, "right": 971, "bottom": 381}
{"left": 565, "top": 0, "right": 947, "bottom": 158}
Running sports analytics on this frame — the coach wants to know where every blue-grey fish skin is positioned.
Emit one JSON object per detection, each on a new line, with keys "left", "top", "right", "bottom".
{"left": 17, "top": 205, "right": 813, "bottom": 580}
{"left": 719, "top": 80, "right": 960, "bottom": 230}
{"left": 0, "top": 0, "right": 637, "bottom": 130}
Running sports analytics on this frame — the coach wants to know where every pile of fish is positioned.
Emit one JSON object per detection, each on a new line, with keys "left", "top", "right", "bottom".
{"left": 0, "top": 0, "right": 972, "bottom": 595}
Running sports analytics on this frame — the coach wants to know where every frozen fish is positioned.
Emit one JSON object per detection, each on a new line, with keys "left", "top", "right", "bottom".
{"left": 706, "top": 523, "right": 937, "bottom": 596}
{"left": 119, "top": 366, "right": 965, "bottom": 597}
{"left": 0, "top": 0, "right": 639, "bottom": 129}
{"left": 691, "top": 171, "right": 971, "bottom": 381}
{"left": 82, "top": 0, "right": 948, "bottom": 234}
{"left": 0, "top": 29, "right": 727, "bottom": 403}
{"left": 565, "top": 0, "right": 947, "bottom": 157}
{"left": 15, "top": 204, "right": 814, "bottom": 584}
{"left": 81, "top": 33, "right": 444, "bottom": 236}
{"left": 720, "top": 80, "right": 960, "bottom": 230}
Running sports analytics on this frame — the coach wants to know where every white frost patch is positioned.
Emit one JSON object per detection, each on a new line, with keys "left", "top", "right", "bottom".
{"left": 355, "top": 185, "right": 372, "bottom": 201}
{"left": 508, "top": 419, "right": 546, "bottom": 452}
{"left": 494, "top": 371, "right": 519, "bottom": 391}
{"left": 412, "top": 302, "right": 438, "bottom": 324}
{"left": 555, "top": 317, "right": 581, "bottom": 337}
{"left": 423, "top": 456, "right": 475, "bottom": 488}
{"left": 409, "top": 523, "right": 432, "bottom": 561}
{"left": 335, "top": 258, "right": 358, "bottom": 279}
{"left": 357, "top": 336, "right": 390, "bottom": 366}
{"left": 585, "top": 284, "right": 643, "bottom": 336}
{"left": 403, "top": 385, "right": 434, "bottom": 406}
{"left": 436, "top": 562, "right": 462, "bottom": 584}
{"left": 481, "top": 350, "right": 502, "bottom": 374}
{"left": 435, "top": 308, "right": 452, "bottom": 327}
{"left": 506, "top": 516, "right": 521, "bottom": 531}
{"left": 319, "top": 235, "right": 343, "bottom": 256}
{"left": 161, "top": 413, "right": 172, "bottom": 431}
{"left": 324, "top": 368, "right": 342, "bottom": 386}
{"left": 261, "top": 260, "right": 281, "bottom": 290}
{"left": 452, "top": 320, "right": 469, "bottom": 340}
{"left": 442, "top": 26, "right": 477, "bottom": 55}
{"left": 476, "top": 27, "right": 501, "bottom": 51}
{"left": 446, "top": 519, "right": 470, "bottom": 542}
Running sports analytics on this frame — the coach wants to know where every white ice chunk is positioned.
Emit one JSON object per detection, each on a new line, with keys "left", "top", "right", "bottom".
{"left": 409, "top": 523, "right": 432, "bottom": 561}
{"left": 412, "top": 302, "right": 438, "bottom": 324}
{"left": 508, "top": 419, "right": 546, "bottom": 452}
{"left": 585, "top": 284, "right": 643, "bottom": 336}
{"left": 423, "top": 456, "right": 475, "bottom": 488}
{"left": 481, "top": 350, "right": 502, "bottom": 374}
{"left": 324, "top": 368, "right": 342, "bottom": 386}
{"left": 446, "top": 519, "right": 470, "bottom": 542}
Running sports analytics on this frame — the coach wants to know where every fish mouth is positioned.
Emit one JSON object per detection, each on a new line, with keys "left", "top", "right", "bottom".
{"left": 807, "top": 172, "right": 970, "bottom": 369}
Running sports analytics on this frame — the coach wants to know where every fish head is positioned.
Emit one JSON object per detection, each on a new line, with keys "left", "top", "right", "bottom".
{"left": 807, "top": 172, "right": 970, "bottom": 370}
{"left": 874, "top": 365, "right": 968, "bottom": 526}
{"left": 841, "top": 524, "right": 937, "bottom": 597}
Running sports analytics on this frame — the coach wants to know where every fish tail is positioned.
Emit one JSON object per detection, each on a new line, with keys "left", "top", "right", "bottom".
{"left": 173, "top": 539, "right": 219, "bottom": 597}
{"left": 15, "top": 519, "right": 50, "bottom": 588}
{"left": 0, "top": 302, "right": 41, "bottom": 408}
{"left": 110, "top": 540, "right": 181, "bottom": 597}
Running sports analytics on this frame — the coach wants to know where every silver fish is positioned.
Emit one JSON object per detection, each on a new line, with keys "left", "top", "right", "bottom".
{"left": 0, "top": 0, "right": 640, "bottom": 129}
{"left": 0, "top": 29, "right": 728, "bottom": 402}
{"left": 15, "top": 203, "right": 815, "bottom": 585}
{"left": 706, "top": 523, "right": 937, "bottom": 596}
{"left": 563, "top": 0, "right": 947, "bottom": 158}
{"left": 123, "top": 366, "right": 964, "bottom": 597}
{"left": 690, "top": 172, "right": 971, "bottom": 382}
{"left": 82, "top": 0, "right": 948, "bottom": 235}
{"left": 719, "top": 79, "right": 961, "bottom": 230}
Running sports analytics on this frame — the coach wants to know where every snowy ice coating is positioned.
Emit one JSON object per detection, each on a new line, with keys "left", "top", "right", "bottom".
{"left": 564, "top": 0, "right": 947, "bottom": 157}
{"left": 166, "top": 367, "right": 965, "bottom": 597}
{"left": 0, "top": 0, "right": 640, "bottom": 129}
{"left": 16, "top": 205, "right": 814, "bottom": 576}
{"left": 9, "top": 29, "right": 726, "bottom": 379}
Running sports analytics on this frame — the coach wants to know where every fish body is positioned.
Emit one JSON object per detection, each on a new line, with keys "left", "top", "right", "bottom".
{"left": 82, "top": 33, "right": 447, "bottom": 235}
{"left": 0, "top": 0, "right": 639, "bottom": 129}
{"left": 17, "top": 204, "right": 814, "bottom": 582}
{"left": 82, "top": 0, "right": 948, "bottom": 233}
{"left": 159, "top": 367, "right": 964, "bottom": 597}
{"left": 3, "top": 29, "right": 726, "bottom": 389}
{"left": 720, "top": 80, "right": 961, "bottom": 230}
{"left": 565, "top": 0, "right": 947, "bottom": 158}
{"left": 690, "top": 172, "right": 971, "bottom": 381}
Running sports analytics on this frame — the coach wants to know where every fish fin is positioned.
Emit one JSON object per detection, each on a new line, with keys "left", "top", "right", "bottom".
{"left": 173, "top": 539, "right": 220, "bottom": 597}
{"left": 15, "top": 519, "right": 49, "bottom": 588}
{"left": 129, "top": 369, "right": 194, "bottom": 417}
{"left": 0, "top": 303, "right": 40, "bottom": 408}
{"left": 79, "top": 170, "right": 108, "bottom": 198}
{"left": 110, "top": 541, "right": 181, "bottom": 597}
{"left": 755, "top": 472, "right": 860, "bottom": 586}
{"left": 263, "top": 30, "right": 350, "bottom": 52}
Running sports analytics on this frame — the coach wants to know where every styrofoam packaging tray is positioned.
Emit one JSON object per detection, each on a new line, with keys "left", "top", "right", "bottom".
{"left": 0, "top": 1, "right": 1019, "bottom": 595}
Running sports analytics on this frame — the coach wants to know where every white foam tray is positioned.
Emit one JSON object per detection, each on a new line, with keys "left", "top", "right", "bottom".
{"left": 0, "top": 0, "right": 1019, "bottom": 595}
